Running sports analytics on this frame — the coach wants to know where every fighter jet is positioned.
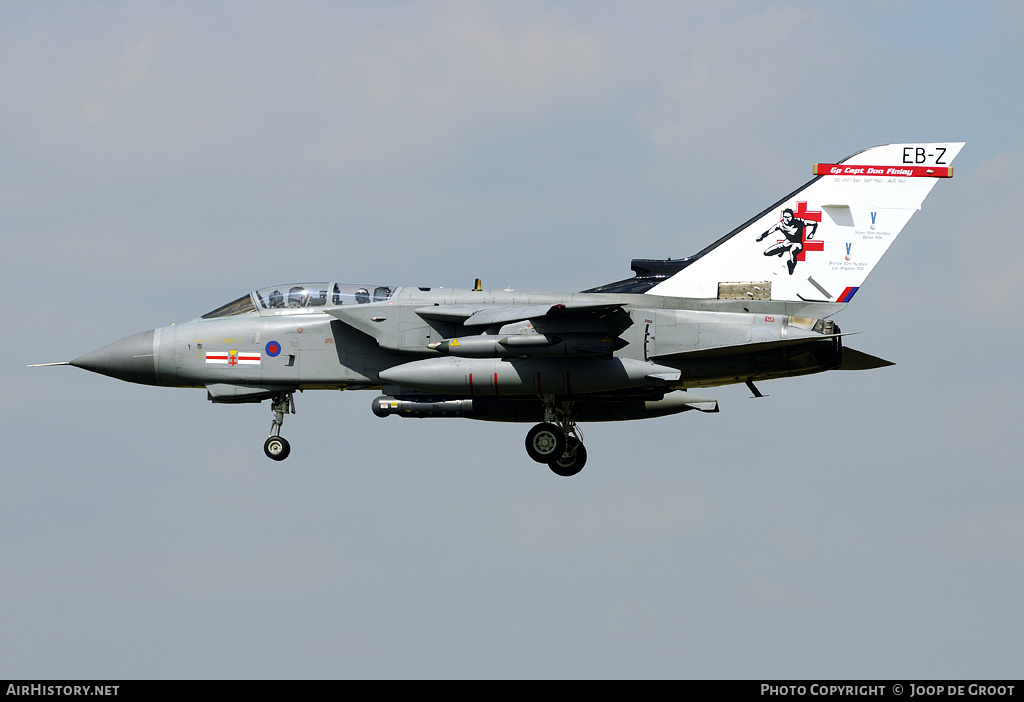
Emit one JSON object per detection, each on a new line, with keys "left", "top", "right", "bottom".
{"left": 33, "top": 142, "right": 963, "bottom": 476}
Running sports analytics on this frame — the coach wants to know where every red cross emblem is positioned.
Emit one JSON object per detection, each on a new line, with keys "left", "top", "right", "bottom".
{"left": 228, "top": 351, "right": 238, "bottom": 366}
{"left": 790, "top": 201, "right": 823, "bottom": 261}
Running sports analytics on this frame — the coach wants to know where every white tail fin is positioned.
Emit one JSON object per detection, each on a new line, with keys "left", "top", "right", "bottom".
{"left": 647, "top": 142, "right": 965, "bottom": 303}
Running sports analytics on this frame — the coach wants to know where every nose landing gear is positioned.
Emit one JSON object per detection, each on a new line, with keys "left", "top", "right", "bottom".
{"left": 264, "top": 435, "right": 290, "bottom": 461}
{"left": 264, "top": 391, "right": 295, "bottom": 461}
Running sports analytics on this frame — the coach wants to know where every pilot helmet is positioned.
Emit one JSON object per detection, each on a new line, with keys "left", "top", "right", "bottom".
{"left": 289, "top": 286, "right": 308, "bottom": 307}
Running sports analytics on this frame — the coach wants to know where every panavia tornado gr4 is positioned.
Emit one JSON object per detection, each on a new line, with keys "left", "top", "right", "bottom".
{"left": 35, "top": 142, "right": 963, "bottom": 476}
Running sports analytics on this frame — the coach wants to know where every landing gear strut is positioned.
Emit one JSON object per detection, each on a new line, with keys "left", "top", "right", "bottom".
{"left": 525, "top": 397, "right": 588, "bottom": 477}
{"left": 264, "top": 391, "right": 295, "bottom": 461}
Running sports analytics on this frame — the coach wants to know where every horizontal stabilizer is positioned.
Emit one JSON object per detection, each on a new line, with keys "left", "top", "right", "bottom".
{"left": 650, "top": 333, "right": 848, "bottom": 362}
{"left": 839, "top": 347, "right": 894, "bottom": 371}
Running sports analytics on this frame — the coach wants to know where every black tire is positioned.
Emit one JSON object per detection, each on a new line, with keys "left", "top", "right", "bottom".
{"left": 525, "top": 422, "right": 566, "bottom": 463}
{"left": 264, "top": 435, "right": 291, "bottom": 461}
{"left": 548, "top": 437, "right": 587, "bottom": 477}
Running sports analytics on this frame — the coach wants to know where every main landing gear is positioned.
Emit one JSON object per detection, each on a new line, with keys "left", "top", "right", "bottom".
{"left": 525, "top": 397, "right": 588, "bottom": 477}
{"left": 264, "top": 391, "right": 295, "bottom": 461}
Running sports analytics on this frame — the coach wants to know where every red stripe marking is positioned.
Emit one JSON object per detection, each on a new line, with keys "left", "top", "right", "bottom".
{"left": 813, "top": 163, "right": 952, "bottom": 178}
{"left": 837, "top": 286, "right": 859, "bottom": 302}
{"left": 468, "top": 373, "right": 474, "bottom": 395}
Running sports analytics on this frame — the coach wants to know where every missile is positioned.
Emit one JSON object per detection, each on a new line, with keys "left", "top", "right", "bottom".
{"left": 427, "top": 334, "right": 558, "bottom": 356}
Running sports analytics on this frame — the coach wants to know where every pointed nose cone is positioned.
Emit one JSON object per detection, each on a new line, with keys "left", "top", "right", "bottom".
{"left": 71, "top": 329, "right": 157, "bottom": 385}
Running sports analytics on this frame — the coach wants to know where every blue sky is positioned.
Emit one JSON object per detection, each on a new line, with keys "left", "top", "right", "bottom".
{"left": 2, "top": 0, "right": 1022, "bottom": 678}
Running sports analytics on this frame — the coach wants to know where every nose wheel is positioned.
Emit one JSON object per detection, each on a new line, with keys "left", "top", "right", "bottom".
{"left": 264, "top": 435, "right": 291, "bottom": 461}
{"left": 264, "top": 391, "right": 295, "bottom": 461}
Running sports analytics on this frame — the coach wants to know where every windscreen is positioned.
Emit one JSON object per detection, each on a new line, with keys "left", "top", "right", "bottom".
{"left": 201, "top": 294, "right": 257, "bottom": 319}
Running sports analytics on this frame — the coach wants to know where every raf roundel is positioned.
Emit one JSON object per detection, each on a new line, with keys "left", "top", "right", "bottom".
{"left": 265, "top": 340, "right": 282, "bottom": 357}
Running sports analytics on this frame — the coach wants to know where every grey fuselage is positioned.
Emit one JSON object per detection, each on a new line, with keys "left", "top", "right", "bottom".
{"left": 73, "top": 282, "right": 847, "bottom": 413}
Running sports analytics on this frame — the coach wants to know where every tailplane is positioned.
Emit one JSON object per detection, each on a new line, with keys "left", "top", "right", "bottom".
{"left": 639, "top": 142, "right": 964, "bottom": 303}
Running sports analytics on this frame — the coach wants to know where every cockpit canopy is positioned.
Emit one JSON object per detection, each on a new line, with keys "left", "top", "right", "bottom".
{"left": 201, "top": 282, "right": 396, "bottom": 319}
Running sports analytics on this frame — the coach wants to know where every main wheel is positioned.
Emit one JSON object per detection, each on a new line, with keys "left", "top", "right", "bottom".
{"left": 548, "top": 437, "right": 587, "bottom": 477}
{"left": 525, "top": 422, "right": 566, "bottom": 463}
{"left": 264, "top": 435, "right": 291, "bottom": 461}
